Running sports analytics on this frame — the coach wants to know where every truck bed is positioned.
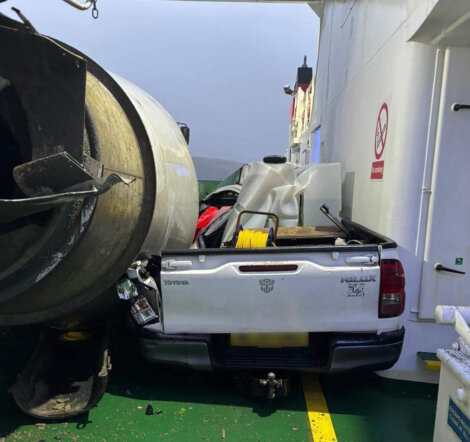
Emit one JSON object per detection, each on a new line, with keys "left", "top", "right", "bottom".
{"left": 159, "top": 219, "right": 399, "bottom": 335}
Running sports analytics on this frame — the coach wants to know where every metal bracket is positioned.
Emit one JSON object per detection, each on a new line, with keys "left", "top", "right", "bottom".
{"left": 320, "top": 204, "right": 349, "bottom": 235}
{"left": 127, "top": 262, "right": 158, "bottom": 290}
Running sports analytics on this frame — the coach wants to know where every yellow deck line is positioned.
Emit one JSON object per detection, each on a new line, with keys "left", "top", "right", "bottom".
{"left": 301, "top": 373, "right": 338, "bottom": 441}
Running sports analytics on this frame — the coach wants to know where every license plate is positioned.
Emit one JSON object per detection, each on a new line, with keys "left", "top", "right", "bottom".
{"left": 230, "top": 333, "right": 309, "bottom": 347}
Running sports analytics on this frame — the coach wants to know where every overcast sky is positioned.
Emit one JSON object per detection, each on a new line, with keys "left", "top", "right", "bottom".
{"left": 0, "top": 0, "right": 319, "bottom": 163}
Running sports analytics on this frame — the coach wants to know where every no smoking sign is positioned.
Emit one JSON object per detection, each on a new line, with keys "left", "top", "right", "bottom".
{"left": 371, "top": 102, "right": 388, "bottom": 180}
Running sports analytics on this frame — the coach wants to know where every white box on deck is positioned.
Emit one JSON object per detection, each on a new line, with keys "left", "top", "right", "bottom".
{"left": 434, "top": 349, "right": 470, "bottom": 441}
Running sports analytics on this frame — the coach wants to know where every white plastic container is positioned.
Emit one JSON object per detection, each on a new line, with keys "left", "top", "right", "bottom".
{"left": 297, "top": 162, "right": 341, "bottom": 227}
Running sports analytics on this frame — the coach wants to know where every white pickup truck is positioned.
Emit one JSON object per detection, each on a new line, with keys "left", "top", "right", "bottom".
{"left": 138, "top": 218, "right": 405, "bottom": 376}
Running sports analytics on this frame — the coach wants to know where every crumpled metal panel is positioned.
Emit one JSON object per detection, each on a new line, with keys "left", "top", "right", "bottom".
{"left": 0, "top": 173, "right": 134, "bottom": 223}
{"left": 13, "top": 152, "right": 100, "bottom": 197}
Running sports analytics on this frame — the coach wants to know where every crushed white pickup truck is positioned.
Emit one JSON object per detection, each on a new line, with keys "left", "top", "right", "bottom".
{"left": 135, "top": 217, "right": 405, "bottom": 375}
{"left": 114, "top": 159, "right": 407, "bottom": 398}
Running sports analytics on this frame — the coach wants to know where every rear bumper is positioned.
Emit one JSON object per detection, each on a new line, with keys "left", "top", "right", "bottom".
{"left": 139, "top": 327, "right": 404, "bottom": 373}
{"left": 328, "top": 328, "right": 404, "bottom": 372}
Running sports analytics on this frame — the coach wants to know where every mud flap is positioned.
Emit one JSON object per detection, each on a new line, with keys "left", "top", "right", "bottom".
{"left": 10, "top": 327, "right": 111, "bottom": 419}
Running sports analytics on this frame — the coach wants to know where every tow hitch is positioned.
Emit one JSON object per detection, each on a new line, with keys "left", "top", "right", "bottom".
{"left": 252, "top": 372, "right": 289, "bottom": 399}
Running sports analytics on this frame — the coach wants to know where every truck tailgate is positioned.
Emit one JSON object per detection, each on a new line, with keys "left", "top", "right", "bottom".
{"left": 160, "top": 248, "right": 381, "bottom": 334}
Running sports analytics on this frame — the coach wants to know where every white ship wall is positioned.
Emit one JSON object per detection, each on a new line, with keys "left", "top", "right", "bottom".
{"left": 310, "top": 0, "right": 470, "bottom": 382}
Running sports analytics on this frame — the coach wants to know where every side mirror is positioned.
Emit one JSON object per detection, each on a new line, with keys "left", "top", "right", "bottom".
{"left": 178, "top": 123, "right": 190, "bottom": 145}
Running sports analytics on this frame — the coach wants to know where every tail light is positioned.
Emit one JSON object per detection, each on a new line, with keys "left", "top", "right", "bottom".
{"left": 379, "top": 259, "right": 405, "bottom": 318}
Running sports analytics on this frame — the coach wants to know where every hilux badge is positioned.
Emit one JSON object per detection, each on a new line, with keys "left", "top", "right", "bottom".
{"left": 259, "top": 279, "right": 274, "bottom": 293}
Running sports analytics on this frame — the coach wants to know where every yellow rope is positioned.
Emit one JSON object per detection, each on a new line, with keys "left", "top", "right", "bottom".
{"left": 235, "top": 229, "right": 269, "bottom": 248}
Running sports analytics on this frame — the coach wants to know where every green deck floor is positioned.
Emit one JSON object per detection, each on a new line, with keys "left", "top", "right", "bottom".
{"left": 0, "top": 327, "right": 438, "bottom": 441}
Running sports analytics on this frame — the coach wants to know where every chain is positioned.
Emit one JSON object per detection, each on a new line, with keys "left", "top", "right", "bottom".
{"left": 91, "top": 0, "right": 99, "bottom": 19}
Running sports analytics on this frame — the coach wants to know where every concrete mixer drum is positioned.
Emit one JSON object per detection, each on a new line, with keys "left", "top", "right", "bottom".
{"left": 0, "top": 13, "right": 198, "bottom": 327}
{"left": 0, "top": 14, "right": 198, "bottom": 419}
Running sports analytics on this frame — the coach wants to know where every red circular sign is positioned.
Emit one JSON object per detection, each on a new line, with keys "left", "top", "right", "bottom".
{"left": 374, "top": 103, "right": 388, "bottom": 160}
